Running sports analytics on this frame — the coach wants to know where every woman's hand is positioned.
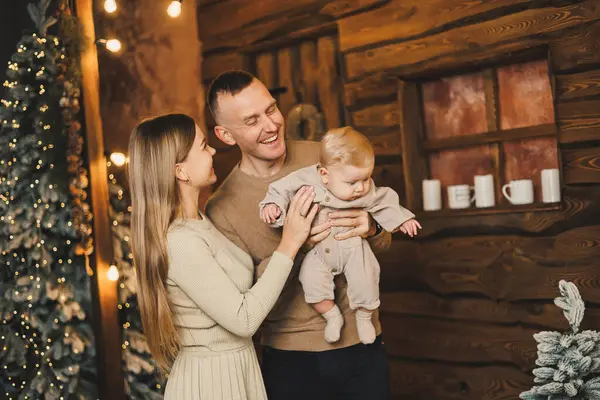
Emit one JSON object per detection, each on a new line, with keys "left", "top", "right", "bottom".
{"left": 277, "top": 186, "right": 319, "bottom": 259}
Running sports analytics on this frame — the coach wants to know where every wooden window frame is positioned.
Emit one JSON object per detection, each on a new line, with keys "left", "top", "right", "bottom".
{"left": 397, "top": 49, "right": 562, "bottom": 219}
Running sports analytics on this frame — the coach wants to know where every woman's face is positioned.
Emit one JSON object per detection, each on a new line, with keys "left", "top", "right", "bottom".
{"left": 178, "top": 125, "right": 217, "bottom": 188}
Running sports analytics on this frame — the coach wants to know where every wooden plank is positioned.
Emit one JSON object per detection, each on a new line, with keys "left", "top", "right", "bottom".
{"left": 388, "top": 359, "right": 531, "bottom": 400}
{"left": 380, "top": 291, "right": 600, "bottom": 331}
{"left": 352, "top": 102, "right": 398, "bottom": 129}
{"left": 555, "top": 69, "right": 600, "bottom": 101}
{"left": 423, "top": 123, "right": 557, "bottom": 151}
{"left": 343, "top": 72, "right": 397, "bottom": 110}
{"left": 299, "top": 41, "right": 318, "bottom": 104}
{"left": 367, "top": 129, "right": 402, "bottom": 156}
{"left": 563, "top": 146, "right": 600, "bottom": 184}
{"left": 552, "top": 19, "right": 600, "bottom": 72}
{"left": 317, "top": 36, "right": 343, "bottom": 129}
{"left": 345, "top": 1, "right": 600, "bottom": 79}
{"left": 198, "top": 0, "right": 383, "bottom": 52}
{"left": 379, "top": 227, "right": 600, "bottom": 303}
{"left": 557, "top": 99, "right": 600, "bottom": 143}
{"left": 383, "top": 315, "right": 538, "bottom": 370}
{"left": 276, "top": 47, "right": 298, "bottom": 119}
{"left": 484, "top": 68, "right": 504, "bottom": 204}
{"left": 397, "top": 81, "right": 428, "bottom": 210}
{"left": 255, "top": 52, "right": 276, "bottom": 89}
{"left": 320, "top": 0, "right": 390, "bottom": 19}
{"left": 373, "top": 162, "right": 404, "bottom": 196}
{"left": 338, "top": 0, "right": 537, "bottom": 52}
{"left": 75, "top": 0, "right": 125, "bottom": 398}
{"left": 203, "top": 52, "right": 247, "bottom": 83}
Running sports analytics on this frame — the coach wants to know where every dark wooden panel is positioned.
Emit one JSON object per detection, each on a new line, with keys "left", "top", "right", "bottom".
{"left": 317, "top": 36, "right": 343, "bottom": 129}
{"left": 556, "top": 69, "right": 600, "bottom": 101}
{"left": 552, "top": 19, "right": 600, "bottom": 72}
{"left": 383, "top": 315, "right": 537, "bottom": 370}
{"left": 276, "top": 47, "right": 298, "bottom": 118}
{"left": 343, "top": 72, "right": 397, "bottom": 110}
{"left": 300, "top": 41, "right": 319, "bottom": 104}
{"left": 345, "top": 1, "right": 600, "bottom": 79}
{"left": 203, "top": 52, "right": 247, "bottom": 83}
{"left": 367, "top": 129, "right": 402, "bottom": 156}
{"left": 198, "top": 0, "right": 387, "bottom": 52}
{"left": 255, "top": 52, "right": 276, "bottom": 88}
{"left": 557, "top": 99, "right": 600, "bottom": 143}
{"left": 379, "top": 227, "right": 600, "bottom": 303}
{"left": 381, "top": 291, "right": 600, "bottom": 331}
{"left": 338, "top": 0, "right": 538, "bottom": 52}
{"left": 352, "top": 102, "right": 398, "bottom": 128}
{"left": 388, "top": 359, "right": 531, "bottom": 400}
{"left": 563, "top": 146, "right": 600, "bottom": 184}
{"left": 373, "top": 162, "right": 404, "bottom": 196}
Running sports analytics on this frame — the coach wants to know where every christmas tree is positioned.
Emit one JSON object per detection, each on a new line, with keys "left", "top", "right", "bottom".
{"left": 521, "top": 280, "right": 600, "bottom": 400}
{"left": 107, "top": 172, "right": 166, "bottom": 399}
{"left": 0, "top": 0, "right": 97, "bottom": 398}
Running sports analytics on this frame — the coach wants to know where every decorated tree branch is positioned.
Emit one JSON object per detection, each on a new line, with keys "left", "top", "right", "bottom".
{"left": 521, "top": 280, "right": 600, "bottom": 400}
{"left": 0, "top": 0, "right": 97, "bottom": 398}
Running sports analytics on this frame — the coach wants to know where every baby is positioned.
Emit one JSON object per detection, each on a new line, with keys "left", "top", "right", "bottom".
{"left": 259, "top": 127, "right": 421, "bottom": 344}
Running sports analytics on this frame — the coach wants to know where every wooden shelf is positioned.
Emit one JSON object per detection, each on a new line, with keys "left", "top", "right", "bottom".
{"left": 416, "top": 202, "right": 561, "bottom": 219}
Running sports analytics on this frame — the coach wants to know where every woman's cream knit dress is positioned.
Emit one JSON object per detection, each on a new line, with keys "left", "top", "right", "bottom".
{"left": 163, "top": 215, "right": 293, "bottom": 400}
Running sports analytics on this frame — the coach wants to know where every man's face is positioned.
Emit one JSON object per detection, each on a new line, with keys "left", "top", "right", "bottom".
{"left": 216, "top": 80, "right": 286, "bottom": 162}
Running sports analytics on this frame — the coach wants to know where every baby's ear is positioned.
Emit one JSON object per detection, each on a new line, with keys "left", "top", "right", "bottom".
{"left": 318, "top": 166, "right": 329, "bottom": 184}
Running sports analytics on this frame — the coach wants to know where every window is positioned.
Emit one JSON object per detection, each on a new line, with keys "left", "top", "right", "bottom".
{"left": 398, "top": 59, "right": 560, "bottom": 215}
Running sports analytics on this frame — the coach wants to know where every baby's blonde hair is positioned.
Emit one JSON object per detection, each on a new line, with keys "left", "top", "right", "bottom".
{"left": 320, "top": 127, "right": 375, "bottom": 168}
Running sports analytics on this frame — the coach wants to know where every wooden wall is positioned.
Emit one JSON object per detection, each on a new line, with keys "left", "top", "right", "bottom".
{"left": 198, "top": 1, "right": 600, "bottom": 398}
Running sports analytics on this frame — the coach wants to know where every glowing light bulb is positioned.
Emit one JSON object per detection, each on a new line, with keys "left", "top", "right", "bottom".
{"left": 105, "top": 39, "right": 122, "bottom": 53}
{"left": 104, "top": 0, "right": 117, "bottom": 13}
{"left": 107, "top": 265, "right": 119, "bottom": 281}
{"left": 109, "top": 152, "right": 127, "bottom": 167}
{"left": 167, "top": 0, "right": 182, "bottom": 18}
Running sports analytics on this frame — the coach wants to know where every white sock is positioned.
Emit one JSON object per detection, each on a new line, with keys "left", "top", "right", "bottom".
{"left": 356, "top": 309, "right": 376, "bottom": 344}
{"left": 322, "top": 305, "right": 344, "bottom": 343}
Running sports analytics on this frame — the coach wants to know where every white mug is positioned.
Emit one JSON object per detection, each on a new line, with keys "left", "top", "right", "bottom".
{"left": 447, "top": 184, "right": 474, "bottom": 209}
{"left": 502, "top": 179, "right": 534, "bottom": 205}
{"left": 422, "top": 179, "right": 442, "bottom": 211}
{"left": 541, "top": 168, "right": 561, "bottom": 203}
{"left": 473, "top": 174, "right": 495, "bottom": 208}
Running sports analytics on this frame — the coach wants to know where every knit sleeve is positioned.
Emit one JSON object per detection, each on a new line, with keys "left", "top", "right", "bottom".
{"left": 364, "top": 182, "right": 415, "bottom": 232}
{"left": 258, "top": 176, "right": 298, "bottom": 228}
{"left": 167, "top": 233, "right": 293, "bottom": 338}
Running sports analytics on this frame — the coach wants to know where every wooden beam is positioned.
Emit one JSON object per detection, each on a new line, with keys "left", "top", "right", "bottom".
{"left": 397, "top": 80, "right": 428, "bottom": 210}
{"left": 557, "top": 98, "right": 600, "bottom": 143}
{"left": 317, "top": 35, "right": 343, "bottom": 129}
{"left": 555, "top": 69, "right": 600, "bottom": 101}
{"left": 75, "top": 0, "right": 125, "bottom": 398}
{"left": 423, "top": 123, "right": 557, "bottom": 151}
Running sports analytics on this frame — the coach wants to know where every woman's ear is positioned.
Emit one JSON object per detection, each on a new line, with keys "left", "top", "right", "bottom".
{"left": 174, "top": 164, "right": 188, "bottom": 183}
{"left": 318, "top": 166, "right": 329, "bottom": 185}
{"left": 214, "top": 126, "right": 236, "bottom": 146}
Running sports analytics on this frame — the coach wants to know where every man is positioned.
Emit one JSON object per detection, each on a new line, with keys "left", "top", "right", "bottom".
{"left": 205, "top": 70, "right": 391, "bottom": 399}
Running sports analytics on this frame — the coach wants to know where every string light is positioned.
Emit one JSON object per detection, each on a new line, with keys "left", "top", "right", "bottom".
{"left": 107, "top": 265, "right": 119, "bottom": 281}
{"left": 167, "top": 0, "right": 183, "bottom": 18}
{"left": 109, "top": 152, "right": 127, "bottom": 167}
{"left": 104, "top": 0, "right": 117, "bottom": 13}
{"left": 96, "top": 38, "right": 122, "bottom": 53}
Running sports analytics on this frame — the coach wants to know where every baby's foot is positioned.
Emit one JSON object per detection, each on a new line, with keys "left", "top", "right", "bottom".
{"left": 322, "top": 305, "right": 344, "bottom": 343}
{"left": 356, "top": 309, "right": 376, "bottom": 344}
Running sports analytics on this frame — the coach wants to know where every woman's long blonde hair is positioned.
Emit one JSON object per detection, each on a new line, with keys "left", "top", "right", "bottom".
{"left": 127, "top": 113, "right": 196, "bottom": 372}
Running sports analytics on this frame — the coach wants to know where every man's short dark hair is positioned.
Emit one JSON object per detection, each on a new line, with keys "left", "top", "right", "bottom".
{"left": 207, "top": 70, "right": 256, "bottom": 122}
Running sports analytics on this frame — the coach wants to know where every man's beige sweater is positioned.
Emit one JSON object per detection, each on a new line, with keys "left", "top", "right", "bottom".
{"left": 205, "top": 141, "right": 391, "bottom": 351}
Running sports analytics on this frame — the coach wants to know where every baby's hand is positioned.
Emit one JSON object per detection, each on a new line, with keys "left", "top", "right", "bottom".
{"left": 261, "top": 203, "right": 282, "bottom": 224}
{"left": 399, "top": 219, "right": 422, "bottom": 238}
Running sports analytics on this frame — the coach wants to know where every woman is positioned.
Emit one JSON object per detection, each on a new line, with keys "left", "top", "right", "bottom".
{"left": 128, "top": 114, "right": 318, "bottom": 399}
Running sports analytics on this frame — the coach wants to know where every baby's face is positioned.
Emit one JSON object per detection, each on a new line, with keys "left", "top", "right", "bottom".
{"left": 321, "top": 163, "right": 373, "bottom": 201}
